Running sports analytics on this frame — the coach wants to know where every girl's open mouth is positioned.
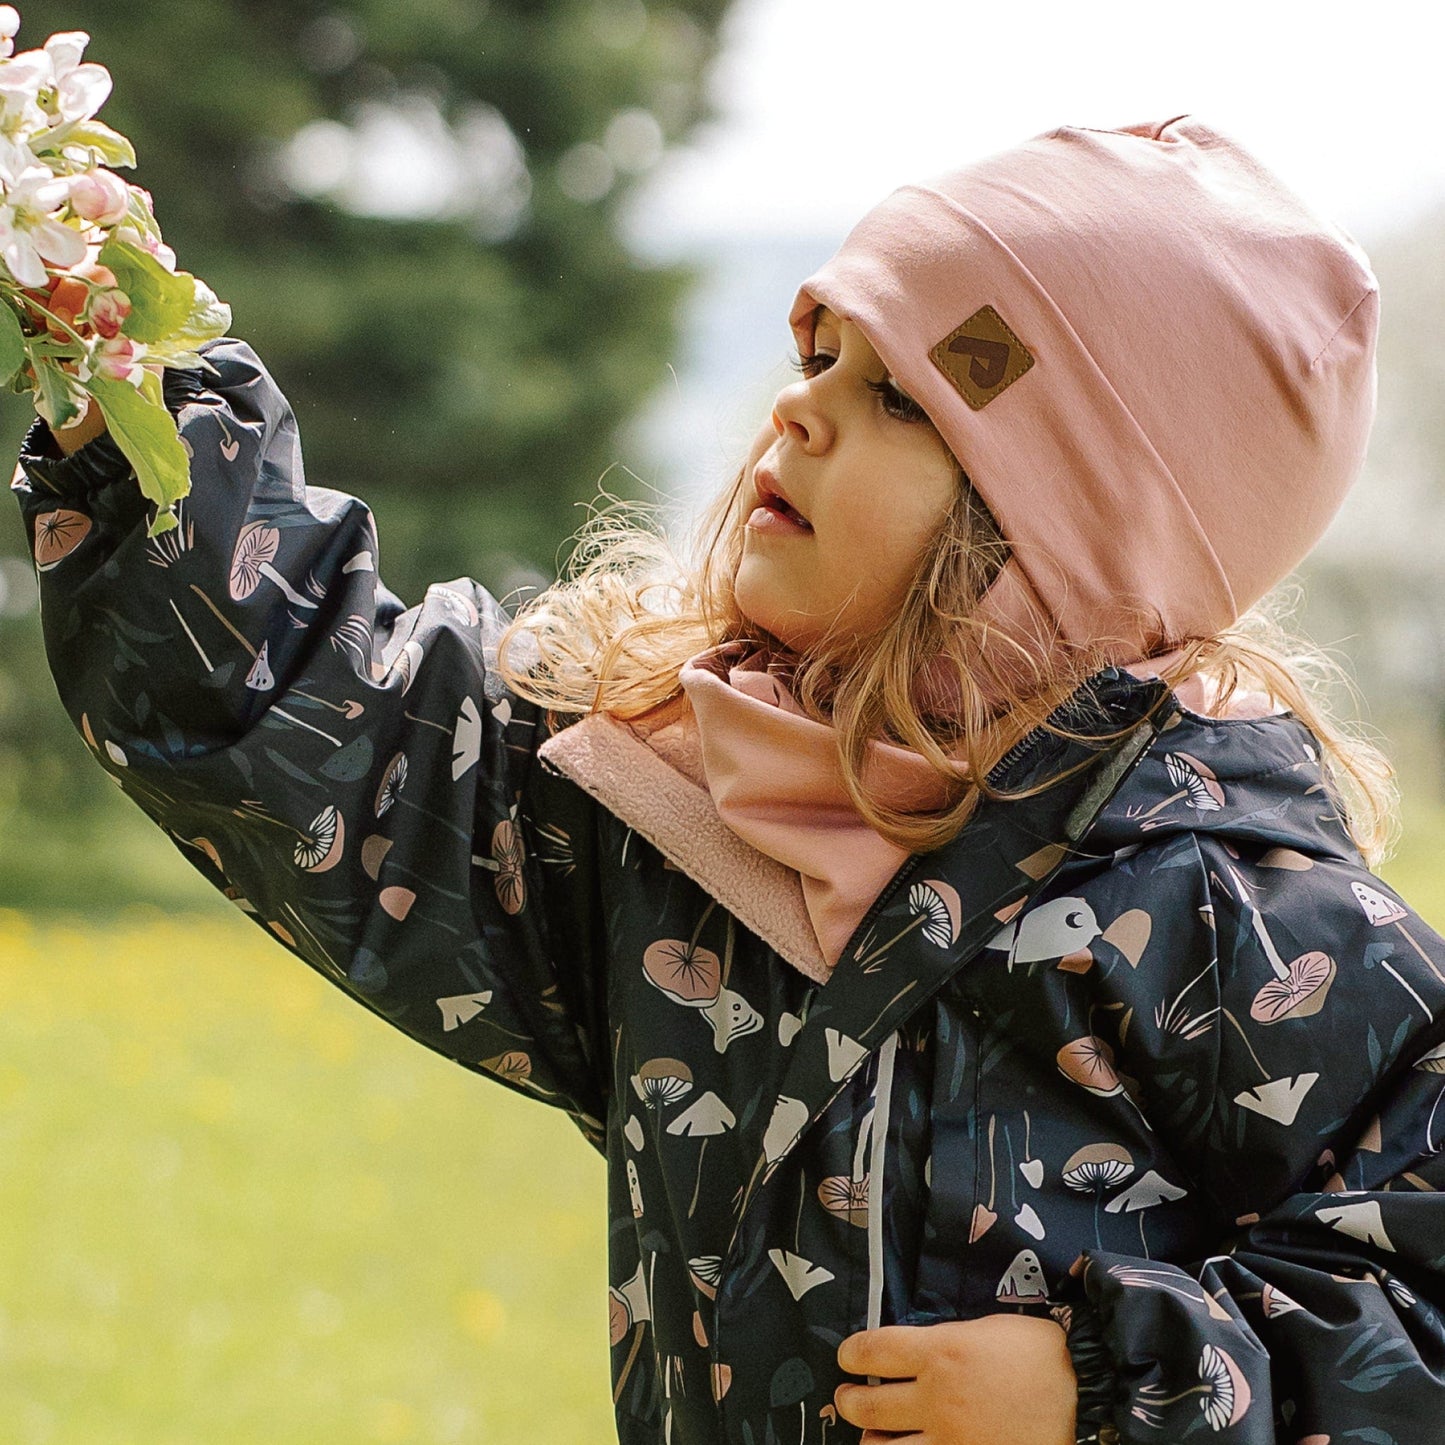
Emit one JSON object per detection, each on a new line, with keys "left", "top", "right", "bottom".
{"left": 748, "top": 489, "right": 813, "bottom": 535}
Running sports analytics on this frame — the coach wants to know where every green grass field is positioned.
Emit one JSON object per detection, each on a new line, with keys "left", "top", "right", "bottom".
{"left": 0, "top": 903, "right": 612, "bottom": 1445}
{"left": 3, "top": 787, "right": 1444, "bottom": 1445}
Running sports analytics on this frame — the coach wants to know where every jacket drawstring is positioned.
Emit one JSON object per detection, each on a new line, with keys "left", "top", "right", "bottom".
{"left": 865, "top": 1029, "right": 900, "bottom": 1383}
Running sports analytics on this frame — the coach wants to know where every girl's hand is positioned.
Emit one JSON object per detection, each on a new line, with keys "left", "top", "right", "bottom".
{"left": 835, "top": 1315, "right": 1079, "bottom": 1444}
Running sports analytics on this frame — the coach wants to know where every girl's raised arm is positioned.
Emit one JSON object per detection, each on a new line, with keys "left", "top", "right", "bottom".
{"left": 11, "top": 337, "right": 608, "bottom": 1146}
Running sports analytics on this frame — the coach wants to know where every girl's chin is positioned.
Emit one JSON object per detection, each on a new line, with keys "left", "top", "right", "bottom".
{"left": 733, "top": 570, "right": 822, "bottom": 656}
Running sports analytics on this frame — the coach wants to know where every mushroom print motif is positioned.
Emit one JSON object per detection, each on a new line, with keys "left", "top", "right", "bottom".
{"left": 1416, "top": 1043, "right": 1445, "bottom": 1154}
{"left": 609, "top": 1261, "right": 652, "bottom": 1405}
{"left": 369, "top": 748, "right": 471, "bottom": 846}
{"left": 1352, "top": 879, "right": 1445, "bottom": 1005}
{"left": 666, "top": 1090, "right": 736, "bottom": 1218}
{"left": 995, "top": 1247, "right": 1048, "bottom": 1305}
{"left": 1213, "top": 997, "right": 1322, "bottom": 1126}
{"left": 852, "top": 878, "right": 963, "bottom": 973}
{"left": 245, "top": 639, "right": 274, "bottom": 692}
{"left": 1135, "top": 1342, "right": 1252, "bottom": 1432}
{"left": 630, "top": 1057, "right": 694, "bottom": 1111}
{"left": 642, "top": 907, "right": 762, "bottom": 1054}
{"left": 908, "top": 879, "right": 962, "bottom": 948}
{"left": 969, "top": 1114, "right": 1000, "bottom": 1242}
{"left": 1056, "top": 1037, "right": 1152, "bottom": 1131}
{"left": 32, "top": 508, "right": 91, "bottom": 570}
{"left": 229, "top": 521, "right": 319, "bottom": 611}
{"left": 292, "top": 803, "right": 345, "bottom": 872}
{"left": 1061, "top": 1142, "right": 1135, "bottom": 1248}
{"left": 817, "top": 1104, "right": 874, "bottom": 1231}
{"left": 1221, "top": 864, "right": 1337, "bottom": 1024}
{"left": 472, "top": 806, "right": 525, "bottom": 915}
{"left": 1103, "top": 1169, "right": 1188, "bottom": 1259}
{"left": 996, "top": 1116, "right": 1045, "bottom": 1240}
{"left": 1126, "top": 751, "right": 1226, "bottom": 826}
{"left": 1018, "top": 1109, "right": 1044, "bottom": 1188}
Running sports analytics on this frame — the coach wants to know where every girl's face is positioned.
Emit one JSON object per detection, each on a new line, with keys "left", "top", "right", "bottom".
{"left": 732, "top": 304, "right": 961, "bottom": 655}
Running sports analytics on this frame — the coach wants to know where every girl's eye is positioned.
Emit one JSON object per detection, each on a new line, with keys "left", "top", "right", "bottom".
{"left": 867, "top": 378, "right": 929, "bottom": 424}
{"left": 791, "top": 345, "right": 838, "bottom": 375}
{"left": 788, "top": 350, "right": 929, "bottom": 424}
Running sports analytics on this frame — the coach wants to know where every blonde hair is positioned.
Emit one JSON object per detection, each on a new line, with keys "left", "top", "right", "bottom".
{"left": 496, "top": 453, "right": 1397, "bottom": 869}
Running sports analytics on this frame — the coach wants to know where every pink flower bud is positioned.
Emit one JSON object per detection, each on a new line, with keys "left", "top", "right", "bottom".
{"left": 96, "top": 334, "right": 147, "bottom": 386}
{"left": 68, "top": 169, "right": 130, "bottom": 226}
{"left": 88, "top": 287, "right": 131, "bottom": 340}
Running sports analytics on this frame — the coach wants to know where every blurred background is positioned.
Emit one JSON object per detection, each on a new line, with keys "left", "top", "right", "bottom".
{"left": 1, "top": 0, "right": 1444, "bottom": 1440}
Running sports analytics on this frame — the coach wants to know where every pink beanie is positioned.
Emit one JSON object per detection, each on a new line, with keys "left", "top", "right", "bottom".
{"left": 787, "top": 114, "right": 1379, "bottom": 686}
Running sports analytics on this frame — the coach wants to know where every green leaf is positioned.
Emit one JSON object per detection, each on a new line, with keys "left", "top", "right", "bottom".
{"left": 0, "top": 304, "right": 26, "bottom": 386}
{"left": 33, "top": 118, "right": 137, "bottom": 168}
{"left": 96, "top": 238, "right": 195, "bottom": 343}
{"left": 30, "top": 358, "right": 84, "bottom": 430}
{"left": 88, "top": 374, "right": 192, "bottom": 534}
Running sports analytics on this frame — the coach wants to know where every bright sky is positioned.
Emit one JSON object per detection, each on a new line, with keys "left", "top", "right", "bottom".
{"left": 631, "top": 0, "right": 1445, "bottom": 245}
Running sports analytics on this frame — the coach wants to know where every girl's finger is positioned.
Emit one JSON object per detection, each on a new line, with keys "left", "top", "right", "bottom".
{"left": 835, "top": 1379, "right": 922, "bottom": 1432}
{"left": 838, "top": 1323, "right": 928, "bottom": 1378}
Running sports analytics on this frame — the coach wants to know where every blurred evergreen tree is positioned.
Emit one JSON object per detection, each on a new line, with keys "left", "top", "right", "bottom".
{"left": 0, "top": 0, "right": 733, "bottom": 874}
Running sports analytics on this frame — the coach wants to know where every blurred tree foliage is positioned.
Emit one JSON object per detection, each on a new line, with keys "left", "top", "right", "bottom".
{"left": 0, "top": 0, "right": 732, "bottom": 875}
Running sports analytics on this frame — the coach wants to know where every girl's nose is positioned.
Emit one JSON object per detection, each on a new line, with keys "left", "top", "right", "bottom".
{"left": 772, "top": 378, "right": 833, "bottom": 453}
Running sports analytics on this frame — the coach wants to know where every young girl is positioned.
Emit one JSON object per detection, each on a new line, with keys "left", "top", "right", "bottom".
{"left": 15, "top": 114, "right": 1445, "bottom": 1445}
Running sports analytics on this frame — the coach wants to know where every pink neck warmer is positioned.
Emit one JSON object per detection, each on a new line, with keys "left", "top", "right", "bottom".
{"left": 674, "top": 641, "right": 1278, "bottom": 970}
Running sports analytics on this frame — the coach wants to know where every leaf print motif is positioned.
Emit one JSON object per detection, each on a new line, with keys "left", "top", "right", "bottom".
{"left": 908, "top": 878, "right": 961, "bottom": 948}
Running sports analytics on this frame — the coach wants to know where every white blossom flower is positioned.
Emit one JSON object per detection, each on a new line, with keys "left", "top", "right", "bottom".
{"left": 0, "top": 138, "right": 84, "bottom": 285}
{"left": 37, "top": 31, "right": 111, "bottom": 125}
{"left": 0, "top": 8, "right": 21, "bottom": 61}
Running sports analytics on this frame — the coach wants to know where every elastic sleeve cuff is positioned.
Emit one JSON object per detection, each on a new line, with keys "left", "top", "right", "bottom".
{"left": 1061, "top": 1296, "right": 1121, "bottom": 1445}
{"left": 16, "top": 360, "right": 214, "bottom": 510}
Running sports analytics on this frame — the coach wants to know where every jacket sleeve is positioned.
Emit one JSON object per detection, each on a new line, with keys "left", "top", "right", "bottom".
{"left": 1056, "top": 832, "right": 1445, "bottom": 1445}
{"left": 10, "top": 337, "right": 609, "bottom": 1147}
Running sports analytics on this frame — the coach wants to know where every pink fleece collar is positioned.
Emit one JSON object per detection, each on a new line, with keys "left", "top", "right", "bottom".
{"left": 676, "top": 642, "right": 1281, "bottom": 971}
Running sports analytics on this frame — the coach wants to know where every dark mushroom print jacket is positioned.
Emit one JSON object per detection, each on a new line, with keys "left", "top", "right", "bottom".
{"left": 13, "top": 338, "right": 1445, "bottom": 1445}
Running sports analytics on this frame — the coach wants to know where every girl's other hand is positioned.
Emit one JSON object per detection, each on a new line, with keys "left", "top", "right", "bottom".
{"left": 835, "top": 1315, "right": 1078, "bottom": 1445}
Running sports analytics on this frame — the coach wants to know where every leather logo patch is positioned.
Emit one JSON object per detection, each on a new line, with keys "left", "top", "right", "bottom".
{"left": 930, "top": 305, "right": 1034, "bottom": 410}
